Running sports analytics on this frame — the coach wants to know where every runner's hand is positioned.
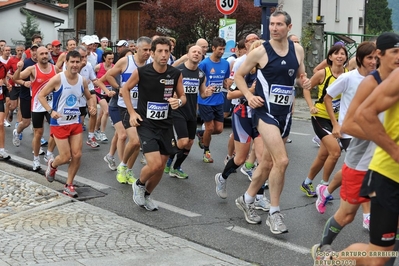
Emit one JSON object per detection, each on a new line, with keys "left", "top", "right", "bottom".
{"left": 247, "top": 94, "right": 264, "bottom": 109}
{"left": 88, "top": 105, "right": 97, "bottom": 116}
{"left": 167, "top": 97, "right": 180, "bottom": 110}
{"left": 300, "top": 73, "right": 311, "bottom": 90}
{"left": 129, "top": 112, "right": 142, "bottom": 127}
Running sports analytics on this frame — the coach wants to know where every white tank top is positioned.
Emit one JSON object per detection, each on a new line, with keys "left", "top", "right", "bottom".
{"left": 117, "top": 55, "right": 142, "bottom": 109}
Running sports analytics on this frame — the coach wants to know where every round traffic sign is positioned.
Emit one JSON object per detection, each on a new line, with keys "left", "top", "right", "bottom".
{"left": 216, "top": 0, "right": 238, "bottom": 16}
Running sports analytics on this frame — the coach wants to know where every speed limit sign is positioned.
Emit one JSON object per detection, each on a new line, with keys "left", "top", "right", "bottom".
{"left": 216, "top": 0, "right": 238, "bottom": 15}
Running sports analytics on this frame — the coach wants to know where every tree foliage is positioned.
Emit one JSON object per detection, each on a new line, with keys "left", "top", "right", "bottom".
{"left": 387, "top": 0, "right": 399, "bottom": 32}
{"left": 140, "top": 0, "right": 261, "bottom": 45}
{"left": 17, "top": 9, "right": 42, "bottom": 47}
{"left": 366, "top": 0, "right": 393, "bottom": 34}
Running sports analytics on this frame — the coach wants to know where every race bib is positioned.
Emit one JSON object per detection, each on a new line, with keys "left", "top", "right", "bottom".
{"left": 269, "top": 84, "right": 294, "bottom": 106}
{"left": 130, "top": 86, "right": 138, "bottom": 99}
{"left": 332, "top": 99, "right": 340, "bottom": 113}
{"left": 183, "top": 78, "right": 199, "bottom": 94}
{"left": 210, "top": 82, "right": 223, "bottom": 93}
{"left": 146, "top": 101, "right": 168, "bottom": 120}
{"left": 46, "top": 93, "right": 53, "bottom": 103}
{"left": 0, "top": 87, "right": 2, "bottom": 95}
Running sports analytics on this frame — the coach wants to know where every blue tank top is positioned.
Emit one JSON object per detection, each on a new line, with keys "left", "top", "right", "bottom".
{"left": 255, "top": 40, "right": 299, "bottom": 116}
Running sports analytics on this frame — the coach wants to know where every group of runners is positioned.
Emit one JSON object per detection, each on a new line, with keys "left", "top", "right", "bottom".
{"left": 0, "top": 9, "right": 399, "bottom": 265}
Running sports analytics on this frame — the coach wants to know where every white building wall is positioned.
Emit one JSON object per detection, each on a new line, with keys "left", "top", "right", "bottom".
{"left": 280, "top": 0, "right": 303, "bottom": 40}
{"left": 1, "top": 4, "right": 68, "bottom": 47}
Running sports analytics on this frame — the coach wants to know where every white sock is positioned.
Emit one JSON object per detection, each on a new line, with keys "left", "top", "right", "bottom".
{"left": 363, "top": 213, "right": 370, "bottom": 220}
{"left": 119, "top": 162, "right": 127, "bottom": 167}
{"left": 304, "top": 177, "right": 312, "bottom": 185}
{"left": 244, "top": 192, "right": 255, "bottom": 204}
{"left": 33, "top": 156, "right": 40, "bottom": 160}
{"left": 270, "top": 206, "right": 280, "bottom": 214}
{"left": 323, "top": 188, "right": 330, "bottom": 198}
{"left": 88, "top": 132, "right": 94, "bottom": 138}
{"left": 47, "top": 151, "right": 53, "bottom": 156}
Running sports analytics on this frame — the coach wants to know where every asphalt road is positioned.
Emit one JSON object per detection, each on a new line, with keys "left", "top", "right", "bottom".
{"left": 3, "top": 116, "right": 379, "bottom": 266}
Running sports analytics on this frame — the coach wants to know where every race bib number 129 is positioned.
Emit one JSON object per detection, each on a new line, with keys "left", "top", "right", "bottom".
{"left": 269, "top": 84, "right": 294, "bottom": 106}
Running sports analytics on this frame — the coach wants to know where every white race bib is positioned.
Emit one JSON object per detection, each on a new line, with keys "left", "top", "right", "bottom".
{"left": 210, "top": 82, "right": 223, "bottom": 93}
{"left": 332, "top": 99, "right": 340, "bottom": 113}
{"left": 0, "top": 87, "right": 2, "bottom": 95}
{"left": 146, "top": 101, "right": 168, "bottom": 120}
{"left": 183, "top": 78, "right": 199, "bottom": 94}
{"left": 130, "top": 86, "right": 138, "bottom": 99}
{"left": 269, "top": 84, "right": 294, "bottom": 106}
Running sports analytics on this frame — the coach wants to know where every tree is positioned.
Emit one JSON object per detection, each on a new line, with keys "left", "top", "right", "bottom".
{"left": 388, "top": 0, "right": 399, "bottom": 32}
{"left": 366, "top": 0, "right": 393, "bottom": 35}
{"left": 17, "top": 9, "right": 42, "bottom": 47}
{"left": 140, "top": 0, "right": 261, "bottom": 50}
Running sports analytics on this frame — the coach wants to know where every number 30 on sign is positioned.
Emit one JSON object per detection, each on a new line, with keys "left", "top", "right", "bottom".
{"left": 216, "top": 0, "right": 238, "bottom": 15}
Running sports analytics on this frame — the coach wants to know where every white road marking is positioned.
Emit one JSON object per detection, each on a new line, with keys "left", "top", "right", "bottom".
{"left": 154, "top": 200, "right": 202, "bottom": 217}
{"left": 289, "top": 131, "right": 310, "bottom": 136}
{"left": 226, "top": 226, "right": 309, "bottom": 254}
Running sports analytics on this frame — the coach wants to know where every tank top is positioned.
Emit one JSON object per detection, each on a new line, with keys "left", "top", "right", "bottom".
{"left": 254, "top": 40, "right": 298, "bottom": 116}
{"left": 369, "top": 70, "right": 399, "bottom": 183}
{"left": 95, "top": 62, "right": 113, "bottom": 95}
{"left": 345, "top": 70, "right": 384, "bottom": 171}
{"left": 313, "top": 67, "right": 348, "bottom": 120}
{"left": 117, "top": 55, "right": 143, "bottom": 109}
{"left": 136, "top": 63, "right": 181, "bottom": 129}
{"left": 31, "top": 64, "right": 57, "bottom": 112}
{"left": 50, "top": 72, "right": 83, "bottom": 126}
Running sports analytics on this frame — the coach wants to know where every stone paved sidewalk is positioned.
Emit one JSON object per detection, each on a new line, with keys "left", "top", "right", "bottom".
{"left": 0, "top": 167, "right": 253, "bottom": 266}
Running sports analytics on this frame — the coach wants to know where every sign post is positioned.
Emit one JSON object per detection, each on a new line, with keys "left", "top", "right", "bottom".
{"left": 216, "top": 0, "right": 238, "bottom": 16}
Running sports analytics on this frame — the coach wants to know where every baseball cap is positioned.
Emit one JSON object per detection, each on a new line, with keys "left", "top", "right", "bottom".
{"left": 116, "top": 40, "right": 128, "bottom": 47}
{"left": 82, "top": 35, "right": 94, "bottom": 45}
{"left": 376, "top": 32, "right": 399, "bottom": 51}
{"left": 51, "top": 40, "right": 62, "bottom": 46}
{"left": 31, "top": 43, "right": 39, "bottom": 49}
{"left": 91, "top": 35, "right": 100, "bottom": 44}
{"left": 100, "top": 37, "right": 109, "bottom": 42}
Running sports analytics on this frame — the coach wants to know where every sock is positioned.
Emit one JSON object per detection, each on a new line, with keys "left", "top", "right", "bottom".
{"left": 46, "top": 150, "right": 53, "bottom": 156}
{"left": 321, "top": 180, "right": 329, "bottom": 185}
{"left": 33, "top": 156, "right": 39, "bottom": 160}
{"left": 323, "top": 187, "right": 331, "bottom": 198}
{"left": 244, "top": 192, "right": 255, "bottom": 204}
{"left": 321, "top": 216, "right": 343, "bottom": 246}
{"left": 245, "top": 162, "right": 254, "bottom": 169}
{"left": 174, "top": 149, "right": 189, "bottom": 169}
{"left": 304, "top": 177, "right": 312, "bottom": 185}
{"left": 270, "top": 206, "right": 280, "bottom": 215}
{"left": 362, "top": 213, "right": 370, "bottom": 220}
{"left": 88, "top": 132, "right": 94, "bottom": 138}
{"left": 136, "top": 179, "right": 145, "bottom": 187}
{"left": 385, "top": 228, "right": 399, "bottom": 266}
{"left": 203, "top": 146, "right": 210, "bottom": 153}
{"left": 221, "top": 158, "right": 240, "bottom": 179}
{"left": 119, "top": 162, "right": 127, "bottom": 167}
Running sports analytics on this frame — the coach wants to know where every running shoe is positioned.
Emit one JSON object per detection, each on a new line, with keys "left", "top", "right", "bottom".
{"left": 140, "top": 155, "right": 147, "bottom": 165}
{"left": 40, "top": 137, "right": 48, "bottom": 146}
{"left": 196, "top": 130, "right": 204, "bottom": 149}
{"left": 116, "top": 165, "right": 128, "bottom": 184}
{"left": 103, "top": 154, "right": 117, "bottom": 171}
{"left": 254, "top": 195, "right": 270, "bottom": 212}
{"left": 12, "top": 129, "right": 20, "bottom": 147}
{"left": 235, "top": 195, "right": 261, "bottom": 224}
{"left": 363, "top": 214, "right": 370, "bottom": 230}
{"left": 266, "top": 211, "right": 288, "bottom": 234}
{"left": 286, "top": 138, "right": 292, "bottom": 143}
{"left": 32, "top": 158, "right": 41, "bottom": 171}
{"left": 0, "top": 150, "right": 11, "bottom": 160}
{"left": 315, "top": 184, "right": 332, "bottom": 214}
{"left": 45, "top": 158, "right": 57, "bottom": 182}
{"left": 300, "top": 181, "right": 316, "bottom": 197}
{"left": 240, "top": 164, "right": 255, "bottom": 181}
{"left": 169, "top": 168, "right": 188, "bottom": 179}
{"left": 126, "top": 169, "right": 136, "bottom": 185}
{"left": 44, "top": 153, "right": 54, "bottom": 163}
{"left": 14, "top": 123, "right": 22, "bottom": 140}
{"left": 311, "top": 244, "right": 334, "bottom": 263}
{"left": 144, "top": 195, "right": 158, "bottom": 211}
{"left": 39, "top": 147, "right": 45, "bottom": 155}
{"left": 3, "top": 119, "right": 10, "bottom": 127}
{"left": 203, "top": 151, "right": 214, "bottom": 163}
{"left": 94, "top": 130, "right": 101, "bottom": 141}
{"left": 132, "top": 181, "right": 146, "bottom": 207}
{"left": 100, "top": 132, "right": 108, "bottom": 142}
{"left": 63, "top": 184, "right": 78, "bottom": 198}
{"left": 215, "top": 173, "right": 227, "bottom": 199}
{"left": 164, "top": 157, "right": 173, "bottom": 173}
{"left": 312, "top": 135, "right": 321, "bottom": 147}
{"left": 264, "top": 180, "right": 269, "bottom": 189}
{"left": 86, "top": 136, "right": 100, "bottom": 148}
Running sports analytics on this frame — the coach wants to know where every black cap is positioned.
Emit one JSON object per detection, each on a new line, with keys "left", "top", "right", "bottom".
{"left": 376, "top": 32, "right": 399, "bottom": 51}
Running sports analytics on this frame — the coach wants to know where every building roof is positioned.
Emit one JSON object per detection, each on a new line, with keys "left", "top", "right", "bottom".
{"left": 0, "top": 0, "right": 67, "bottom": 13}
{"left": 20, "top": 7, "right": 64, "bottom": 23}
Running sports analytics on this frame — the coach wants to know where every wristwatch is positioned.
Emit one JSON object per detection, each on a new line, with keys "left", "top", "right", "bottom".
{"left": 47, "top": 109, "right": 53, "bottom": 115}
{"left": 178, "top": 99, "right": 182, "bottom": 107}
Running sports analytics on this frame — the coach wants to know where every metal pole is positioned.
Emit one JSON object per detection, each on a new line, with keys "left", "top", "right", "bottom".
{"left": 86, "top": 0, "right": 95, "bottom": 35}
